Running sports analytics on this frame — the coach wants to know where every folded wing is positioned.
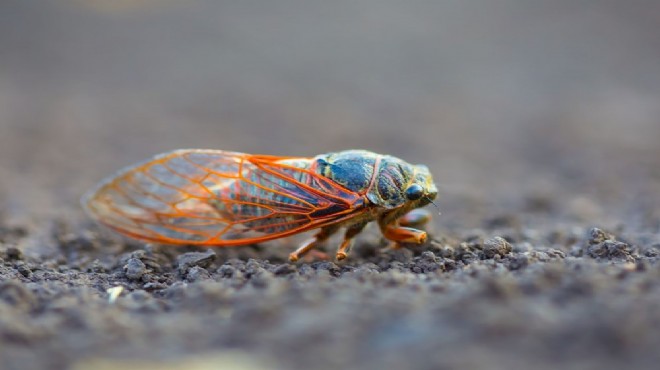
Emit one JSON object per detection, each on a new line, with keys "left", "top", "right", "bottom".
{"left": 83, "top": 149, "right": 364, "bottom": 245}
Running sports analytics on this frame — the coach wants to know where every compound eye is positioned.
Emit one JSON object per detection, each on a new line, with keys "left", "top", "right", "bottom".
{"left": 404, "top": 183, "right": 424, "bottom": 201}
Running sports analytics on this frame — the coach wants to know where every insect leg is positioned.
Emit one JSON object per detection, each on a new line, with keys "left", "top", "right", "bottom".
{"left": 378, "top": 214, "right": 427, "bottom": 248}
{"left": 289, "top": 225, "right": 339, "bottom": 262}
{"left": 398, "top": 209, "right": 432, "bottom": 228}
{"left": 335, "top": 222, "right": 367, "bottom": 261}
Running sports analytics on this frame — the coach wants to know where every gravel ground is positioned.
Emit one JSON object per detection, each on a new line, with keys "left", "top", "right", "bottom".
{"left": 1, "top": 213, "right": 659, "bottom": 370}
{"left": 1, "top": 1, "right": 659, "bottom": 370}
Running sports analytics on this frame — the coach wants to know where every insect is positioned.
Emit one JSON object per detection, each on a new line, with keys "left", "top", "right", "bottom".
{"left": 83, "top": 149, "right": 438, "bottom": 261}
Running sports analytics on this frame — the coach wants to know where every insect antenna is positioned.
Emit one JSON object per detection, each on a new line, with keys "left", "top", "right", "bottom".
{"left": 427, "top": 197, "right": 441, "bottom": 216}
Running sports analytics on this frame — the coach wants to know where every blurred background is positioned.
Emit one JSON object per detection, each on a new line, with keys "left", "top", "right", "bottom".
{"left": 1, "top": 0, "right": 659, "bottom": 230}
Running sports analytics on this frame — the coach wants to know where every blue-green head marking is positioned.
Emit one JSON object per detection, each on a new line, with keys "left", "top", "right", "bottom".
{"left": 314, "top": 150, "right": 438, "bottom": 210}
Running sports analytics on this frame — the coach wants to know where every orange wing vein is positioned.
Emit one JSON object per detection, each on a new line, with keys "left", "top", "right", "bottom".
{"left": 82, "top": 149, "right": 366, "bottom": 245}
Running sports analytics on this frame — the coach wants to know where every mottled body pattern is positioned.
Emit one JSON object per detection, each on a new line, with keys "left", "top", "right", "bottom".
{"left": 83, "top": 149, "right": 437, "bottom": 261}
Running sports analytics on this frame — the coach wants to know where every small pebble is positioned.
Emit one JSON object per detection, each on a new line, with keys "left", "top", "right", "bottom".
{"left": 124, "top": 258, "right": 147, "bottom": 281}
{"left": 186, "top": 266, "right": 212, "bottom": 282}
{"left": 274, "top": 264, "right": 296, "bottom": 276}
{"left": 177, "top": 251, "right": 217, "bottom": 276}
{"left": 483, "top": 237, "right": 512, "bottom": 258}
{"left": 5, "top": 247, "right": 23, "bottom": 261}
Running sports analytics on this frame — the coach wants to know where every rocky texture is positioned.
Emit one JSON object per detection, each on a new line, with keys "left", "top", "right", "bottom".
{"left": 1, "top": 221, "right": 658, "bottom": 370}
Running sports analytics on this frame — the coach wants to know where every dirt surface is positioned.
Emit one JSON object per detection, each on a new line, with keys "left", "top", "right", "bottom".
{"left": 1, "top": 1, "right": 660, "bottom": 370}
{"left": 2, "top": 221, "right": 660, "bottom": 370}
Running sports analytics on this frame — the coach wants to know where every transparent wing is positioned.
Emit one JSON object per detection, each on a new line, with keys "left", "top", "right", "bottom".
{"left": 82, "top": 149, "right": 365, "bottom": 245}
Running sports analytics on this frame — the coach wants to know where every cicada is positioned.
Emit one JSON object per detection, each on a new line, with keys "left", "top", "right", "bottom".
{"left": 83, "top": 149, "right": 438, "bottom": 261}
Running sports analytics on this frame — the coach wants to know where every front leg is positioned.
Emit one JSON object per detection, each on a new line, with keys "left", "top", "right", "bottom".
{"left": 378, "top": 213, "right": 427, "bottom": 247}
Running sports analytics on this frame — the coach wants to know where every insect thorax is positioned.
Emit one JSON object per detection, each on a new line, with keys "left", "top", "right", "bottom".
{"left": 313, "top": 150, "right": 416, "bottom": 209}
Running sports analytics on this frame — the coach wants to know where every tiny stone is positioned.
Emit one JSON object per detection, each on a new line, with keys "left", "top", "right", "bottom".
{"left": 88, "top": 259, "right": 107, "bottom": 273}
{"left": 443, "top": 259, "right": 457, "bottom": 271}
{"left": 313, "top": 261, "right": 340, "bottom": 272}
{"left": 532, "top": 251, "right": 551, "bottom": 262}
{"left": 420, "top": 251, "right": 439, "bottom": 263}
{"left": 217, "top": 264, "right": 236, "bottom": 278}
{"left": 546, "top": 249, "right": 566, "bottom": 259}
{"left": 587, "top": 243, "right": 608, "bottom": 258}
{"left": 186, "top": 266, "right": 211, "bottom": 282}
{"left": 124, "top": 258, "right": 147, "bottom": 281}
{"left": 176, "top": 250, "right": 217, "bottom": 275}
{"left": 5, "top": 247, "right": 23, "bottom": 261}
{"left": 244, "top": 259, "right": 266, "bottom": 277}
{"left": 297, "top": 264, "right": 315, "bottom": 277}
{"left": 440, "top": 246, "right": 455, "bottom": 259}
{"left": 15, "top": 262, "right": 32, "bottom": 278}
{"left": 245, "top": 259, "right": 262, "bottom": 272}
{"left": 605, "top": 241, "right": 631, "bottom": 259}
{"left": 588, "top": 228, "right": 611, "bottom": 245}
{"left": 142, "top": 282, "right": 168, "bottom": 291}
{"left": 456, "top": 242, "right": 476, "bottom": 258}
{"left": 411, "top": 251, "right": 443, "bottom": 273}
{"left": 483, "top": 237, "right": 512, "bottom": 258}
{"left": 461, "top": 252, "right": 477, "bottom": 263}
{"left": 644, "top": 249, "right": 658, "bottom": 258}
{"left": 274, "top": 264, "right": 296, "bottom": 276}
